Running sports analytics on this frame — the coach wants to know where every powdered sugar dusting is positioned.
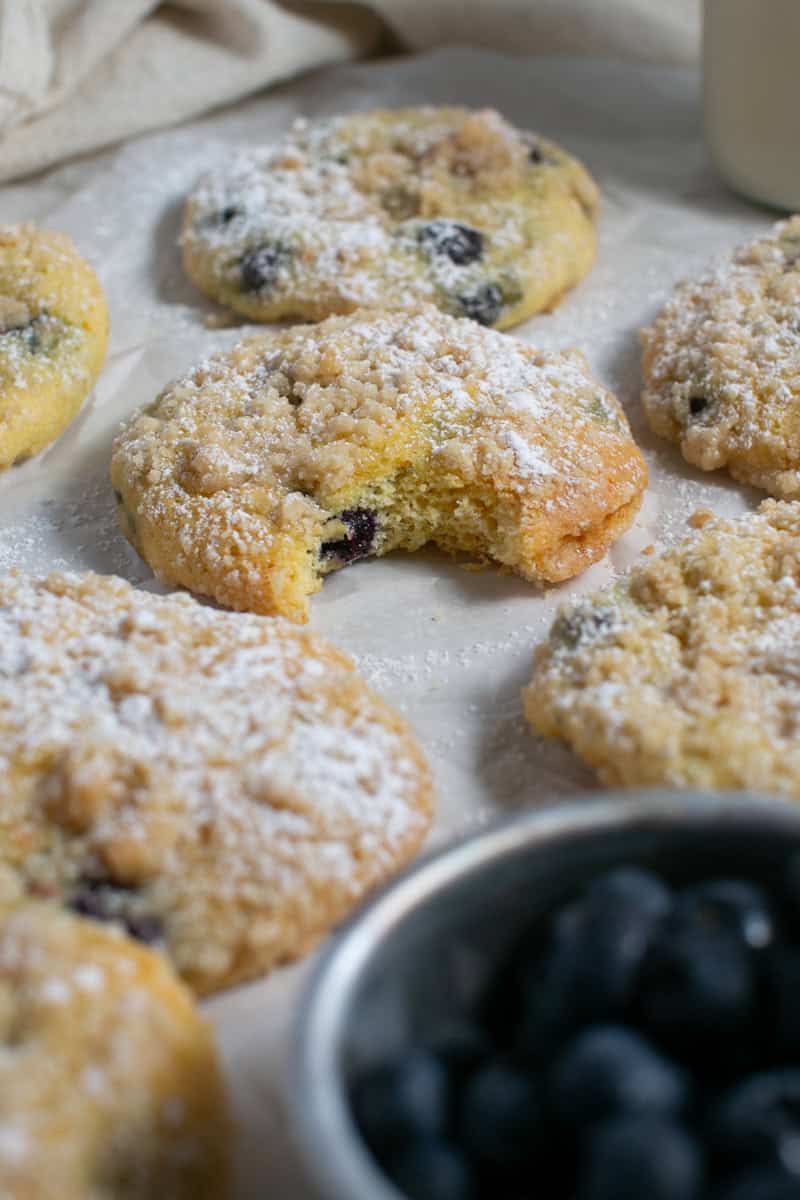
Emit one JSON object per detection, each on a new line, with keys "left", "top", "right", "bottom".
{"left": 0, "top": 224, "right": 106, "bottom": 467}
{"left": 111, "top": 305, "right": 644, "bottom": 620}
{"left": 641, "top": 216, "right": 800, "bottom": 498}
{"left": 180, "top": 105, "right": 597, "bottom": 324}
{"left": 500, "top": 429, "right": 556, "bottom": 478}
{"left": 0, "top": 899, "right": 227, "bottom": 1191}
{"left": 527, "top": 501, "right": 800, "bottom": 796}
{"left": 0, "top": 571, "right": 431, "bottom": 992}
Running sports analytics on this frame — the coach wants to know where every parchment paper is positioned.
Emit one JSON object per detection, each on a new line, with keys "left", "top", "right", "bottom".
{"left": 0, "top": 48, "right": 775, "bottom": 1197}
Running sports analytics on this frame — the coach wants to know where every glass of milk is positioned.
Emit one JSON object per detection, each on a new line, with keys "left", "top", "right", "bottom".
{"left": 704, "top": 0, "right": 800, "bottom": 210}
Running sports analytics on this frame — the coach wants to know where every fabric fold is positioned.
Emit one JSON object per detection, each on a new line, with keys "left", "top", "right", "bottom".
{"left": 0, "top": 0, "right": 698, "bottom": 183}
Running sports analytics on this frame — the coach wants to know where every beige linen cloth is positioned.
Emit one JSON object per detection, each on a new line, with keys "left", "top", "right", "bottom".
{"left": 0, "top": 0, "right": 699, "bottom": 183}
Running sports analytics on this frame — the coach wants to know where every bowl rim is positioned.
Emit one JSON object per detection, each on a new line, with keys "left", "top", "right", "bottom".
{"left": 288, "top": 789, "right": 800, "bottom": 1200}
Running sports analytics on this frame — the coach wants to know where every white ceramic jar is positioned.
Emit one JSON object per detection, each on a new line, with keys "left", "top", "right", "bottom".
{"left": 704, "top": 0, "right": 800, "bottom": 210}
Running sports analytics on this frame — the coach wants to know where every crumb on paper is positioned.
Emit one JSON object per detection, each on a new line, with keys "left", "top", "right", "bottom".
{"left": 203, "top": 311, "right": 239, "bottom": 330}
{"left": 688, "top": 509, "right": 714, "bottom": 529}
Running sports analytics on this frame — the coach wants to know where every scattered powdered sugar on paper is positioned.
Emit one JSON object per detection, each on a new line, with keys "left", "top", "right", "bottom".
{"left": 0, "top": 474, "right": 151, "bottom": 579}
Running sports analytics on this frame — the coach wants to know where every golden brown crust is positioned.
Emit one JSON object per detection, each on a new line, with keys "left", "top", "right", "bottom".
{"left": 0, "top": 223, "right": 108, "bottom": 469}
{"left": 525, "top": 501, "right": 800, "bottom": 797}
{"left": 0, "top": 900, "right": 229, "bottom": 1199}
{"left": 111, "top": 306, "right": 646, "bottom": 621}
{"left": 641, "top": 217, "right": 800, "bottom": 497}
{"left": 180, "top": 106, "right": 597, "bottom": 329}
{"left": 0, "top": 571, "right": 433, "bottom": 994}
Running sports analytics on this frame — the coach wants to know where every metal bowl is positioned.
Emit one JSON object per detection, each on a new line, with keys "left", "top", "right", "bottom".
{"left": 290, "top": 790, "right": 800, "bottom": 1200}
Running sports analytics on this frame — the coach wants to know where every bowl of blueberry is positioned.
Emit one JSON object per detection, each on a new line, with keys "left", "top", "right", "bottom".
{"left": 291, "top": 791, "right": 800, "bottom": 1200}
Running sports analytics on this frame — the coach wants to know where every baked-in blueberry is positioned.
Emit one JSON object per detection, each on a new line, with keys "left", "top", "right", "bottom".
{"left": 418, "top": 221, "right": 484, "bottom": 266}
{"left": 385, "top": 1139, "right": 476, "bottom": 1200}
{"left": 459, "top": 1060, "right": 543, "bottom": 1169}
{"left": 219, "top": 206, "right": 242, "bottom": 224}
{"left": 9, "top": 314, "right": 60, "bottom": 356}
{"left": 689, "top": 395, "right": 711, "bottom": 418}
{"left": 458, "top": 283, "right": 504, "bottom": 327}
{"left": 551, "top": 605, "right": 618, "bottom": 651}
{"left": 320, "top": 508, "right": 377, "bottom": 565}
{"left": 713, "top": 1167, "right": 800, "bottom": 1200}
{"left": 240, "top": 244, "right": 285, "bottom": 293}
{"left": 351, "top": 1049, "right": 450, "bottom": 1154}
{"left": 709, "top": 1069, "right": 800, "bottom": 1170}
{"left": 69, "top": 879, "right": 162, "bottom": 945}
{"left": 675, "top": 879, "right": 775, "bottom": 953}
{"left": 578, "top": 1115, "right": 704, "bottom": 1200}
{"left": 549, "top": 1025, "right": 688, "bottom": 1130}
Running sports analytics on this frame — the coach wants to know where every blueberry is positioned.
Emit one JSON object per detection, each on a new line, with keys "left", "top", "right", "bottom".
{"left": 635, "top": 917, "right": 755, "bottom": 1055}
{"left": 427, "top": 1021, "right": 492, "bottom": 1082}
{"left": 713, "top": 1167, "right": 800, "bottom": 1200}
{"left": 219, "top": 205, "right": 242, "bottom": 224}
{"left": 675, "top": 880, "right": 775, "bottom": 953}
{"left": 689, "top": 395, "right": 711, "bottom": 417}
{"left": 549, "top": 1026, "right": 688, "bottom": 1130}
{"left": 459, "top": 1061, "right": 542, "bottom": 1169}
{"left": 572, "top": 868, "right": 673, "bottom": 1018}
{"left": 578, "top": 1116, "right": 704, "bottom": 1200}
{"left": 782, "top": 853, "right": 800, "bottom": 933}
{"left": 516, "top": 869, "right": 670, "bottom": 1059}
{"left": 240, "top": 244, "right": 284, "bottom": 292}
{"left": 351, "top": 1049, "right": 449, "bottom": 1154}
{"left": 511, "top": 905, "right": 586, "bottom": 1061}
{"left": 418, "top": 221, "right": 484, "bottom": 265}
{"left": 586, "top": 867, "right": 673, "bottom": 917}
{"left": 528, "top": 143, "right": 544, "bottom": 164}
{"left": 320, "top": 508, "right": 377, "bottom": 565}
{"left": 479, "top": 921, "right": 553, "bottom": 1053}
{"left": 709, "top": 1069, "right": 800, "bottom": 1171}
{"left": 385, "top": 1139, "right": 476, "bottom": 1200}
{"left": 69, "top": 879, "right": 162, "bottom": 945}
{"left": 458, "top": 283, "right": 503, "bottom": 327}
{"left": 765, "top": 947, "right": 800, "bottom": 1060}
